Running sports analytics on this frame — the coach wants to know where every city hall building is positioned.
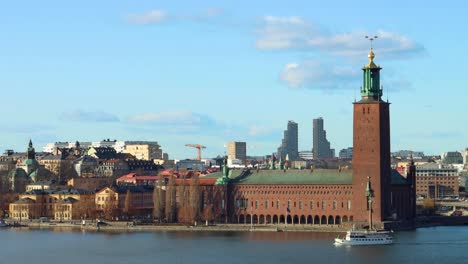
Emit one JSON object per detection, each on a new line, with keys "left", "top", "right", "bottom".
{"left": 201, "top": 49, "right": 416, "bottom": 229}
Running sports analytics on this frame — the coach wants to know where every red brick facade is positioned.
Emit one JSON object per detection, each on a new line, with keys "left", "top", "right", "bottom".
{"left": 229, "top": 184, "right": 354, "bottom": 225}
{"left": 170, "top": 51, "right": 415, "bottom": 228}
{"left": 352, "top": 101, "right": 391, "bottom": 226}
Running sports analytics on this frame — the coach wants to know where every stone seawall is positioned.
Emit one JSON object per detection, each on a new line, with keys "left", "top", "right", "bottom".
{"left": 19, "top": 222, "right": 349, "bottom": 233}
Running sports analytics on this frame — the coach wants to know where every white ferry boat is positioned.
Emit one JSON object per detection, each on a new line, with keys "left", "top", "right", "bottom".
{"left": 334, "top": 176, "right": 393, "bottom": 246}
{"left": 334, "top": 230, "right": 393, "bottom": 245}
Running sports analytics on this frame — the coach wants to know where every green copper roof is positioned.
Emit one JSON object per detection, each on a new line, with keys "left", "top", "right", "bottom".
{"left": 8, "top": 168, "right": 29, "bottom": 179}
{"left": 391, "top": 169, "right": 410, "bottom": 185}
{"left": 361, "top": 48, "right": 382, "bottom": 101}
{"left": 204, "top": 168, "right": 409, "bottom": 186}
{"left": 231, "top": 169, "right": 352, "bottom": 185}
{"left": 202, "top": 170, "right": 244, "bottom": 179}
{"left": 23, "top": 158, "right": 39, "bottom": 166}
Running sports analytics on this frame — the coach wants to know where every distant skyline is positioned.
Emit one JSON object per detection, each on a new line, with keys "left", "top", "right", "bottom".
{"left": 1, "top": 1, "right": 467, "bottom": 159}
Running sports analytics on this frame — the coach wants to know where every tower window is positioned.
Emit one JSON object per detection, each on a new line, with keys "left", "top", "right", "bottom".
{"left": 367, "top": 107, "right": 370, "bottom": 114}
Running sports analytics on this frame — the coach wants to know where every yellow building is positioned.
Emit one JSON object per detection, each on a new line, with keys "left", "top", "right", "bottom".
{"left": 123, "top": 142, "right": 162, "bottom": 161}
{"left": 26, "top": 181, "right": 53, "bottom": 192}
{"left": 95, "top": 186, "right": 153, "bottom": 219}
{"left": 9, "top": 189, "right": 95, "bottom": 220}
{"left": 67, "top": 177, "right": 113, "bottom": 191}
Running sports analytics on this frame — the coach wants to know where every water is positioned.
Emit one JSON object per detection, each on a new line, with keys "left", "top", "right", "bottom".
{"left": 1, "top": 226, "right": 467, "bottom": 264}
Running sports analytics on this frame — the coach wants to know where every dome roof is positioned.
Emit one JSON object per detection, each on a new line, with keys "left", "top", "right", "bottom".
{"left": 23, "top": 158, "right": 39, "bottom": 167}
{"left": 8, "top": 168, "right": 29, "bottom": 179}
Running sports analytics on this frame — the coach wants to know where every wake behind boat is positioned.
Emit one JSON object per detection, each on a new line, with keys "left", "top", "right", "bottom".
{"left": 334, "top": 229, "right": 393, "bottom": 245}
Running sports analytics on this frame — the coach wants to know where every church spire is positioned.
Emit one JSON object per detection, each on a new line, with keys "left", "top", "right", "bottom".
{"left": 27, "top": 139, "right": 36, "bottom": 160}
{"left": 361, "top": 37, "right": 383, "bottom": 101}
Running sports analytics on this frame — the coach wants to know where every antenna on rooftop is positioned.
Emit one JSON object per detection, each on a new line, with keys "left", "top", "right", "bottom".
{"left": 365, "top": 35, "right": 378, "bottom": 49}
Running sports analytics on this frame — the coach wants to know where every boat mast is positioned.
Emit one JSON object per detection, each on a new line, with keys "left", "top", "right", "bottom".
{"left": 365, "top": 176, "right": 374, "bottom": 230}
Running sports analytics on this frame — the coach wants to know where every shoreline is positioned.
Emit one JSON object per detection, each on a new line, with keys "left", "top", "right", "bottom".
{"left": 4, "top": 220, "right": 463, "bottom": 233}
{"left": 8, "top": 221, "right": 351, "bottom": 233}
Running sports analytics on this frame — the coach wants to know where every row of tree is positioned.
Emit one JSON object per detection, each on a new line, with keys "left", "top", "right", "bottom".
{"left": 153, "top": 173, "right": 215, "bottom": 224}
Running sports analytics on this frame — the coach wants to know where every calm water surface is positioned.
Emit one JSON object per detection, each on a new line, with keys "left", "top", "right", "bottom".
{"left": 1, "top": 226, "right": 467, "bottom": 264}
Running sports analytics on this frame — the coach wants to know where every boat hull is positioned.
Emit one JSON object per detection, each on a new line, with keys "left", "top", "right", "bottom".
{"left": 334, "top": 238, "right": 392, "bottom": 245}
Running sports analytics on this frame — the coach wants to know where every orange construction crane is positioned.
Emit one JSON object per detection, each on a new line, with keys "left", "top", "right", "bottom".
{"left": 185, "top": 144, "right": 206, "bottom": 160}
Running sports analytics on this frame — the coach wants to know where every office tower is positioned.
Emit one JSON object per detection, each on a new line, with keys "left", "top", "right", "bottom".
{"left": 227, "top": 142, "right": 247, "bottom": 163}
{"left": 313, "top": 117, "right": 333, "bottom": 159}
{"left": 277, "top": 121, "right": 299, "bottom": 160}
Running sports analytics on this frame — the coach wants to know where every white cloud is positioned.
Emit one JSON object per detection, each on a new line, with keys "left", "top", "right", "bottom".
{"left": 60, "top": 110, "right": 120, "bottom": 122}
{"left": 127, "top": 10, "right": 168, "bottom": 25}
{"left": 126, "top": 8, "right": 223, "bottom": 25}
{"left": 127, "top": 111, "right": 220, "bottom": 134}
{"left": 279, "top": 60, "right": 359, "bottom": 89}
{"left": 256, "top": 16, "right": 425, "bottom": 59}
{"left": 249, "top": 125, "right": 278, "bottom": 137}
{"left": 128, "top": 111, "right": 203, "bottom": 125}
{"left": 200, "top": 7, "right": 224, "bottom": 19}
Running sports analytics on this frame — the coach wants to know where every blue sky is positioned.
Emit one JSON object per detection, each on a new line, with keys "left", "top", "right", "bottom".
{"left": 1, "top": 0, "right": 467, "bottom": 159}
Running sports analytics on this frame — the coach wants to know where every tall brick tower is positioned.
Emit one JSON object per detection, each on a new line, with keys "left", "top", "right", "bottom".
{"left": 352, "top": 47, "right": 391, "bottom": 227}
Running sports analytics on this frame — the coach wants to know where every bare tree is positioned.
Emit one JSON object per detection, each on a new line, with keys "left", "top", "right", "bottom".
{"left": 202, "top": 204, "right": 214, "bottom": 224}
{"left": 190, "top": 172, "right": 201, "bottom": 224}
{"left": 123, "top": 189, "right": 132, "bottom": 219}
{"left": 153, "top": 175, "right": 165, "bottom": 222}
{"left": 75, "top": 197, "right": 96, "bottom": 220}
{"left": 104, "top": 192, "right": 117, "bottom": 220}
{"left": 158, "top": 176, "right": 166, "bottom": 221}
{"left": 178, "top": 175, "right": 189, "bottom": 224}
{"left": 165, "top": 175, "right": 176, "bottom": 223}
{"left": 152, "top": 183, "right": 161, "bottom": 221}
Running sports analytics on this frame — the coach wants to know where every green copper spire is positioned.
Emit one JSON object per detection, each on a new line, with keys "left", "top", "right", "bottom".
{"left": 278, "top": 157, "right": 284, "bottom": 170}
{"left": 365, "top": 176, "right": 374, "bottom": 198}
{"left": 215, "top": 157, "right": 230, "bottom": 185}
{"left": 361, "top": 48, "right": 382, "bottom": 101}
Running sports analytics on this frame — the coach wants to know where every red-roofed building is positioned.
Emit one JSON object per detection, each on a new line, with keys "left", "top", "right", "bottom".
{"left": 116, "top": 173, "right": 160, "bottom": 186}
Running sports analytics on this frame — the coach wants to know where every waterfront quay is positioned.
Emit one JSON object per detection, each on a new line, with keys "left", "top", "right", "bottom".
{"left": 9, "top": 219, "right": 351, "bottom": 233}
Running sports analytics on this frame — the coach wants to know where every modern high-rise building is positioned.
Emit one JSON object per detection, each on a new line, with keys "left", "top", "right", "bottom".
{"left": 312, "top": 117, "right": 333, "bottom": 159}
{"left": 339, "top": 147, "right": 353, "bottom": 159}
{"left": 277, "top": 121, "right": 299, "bottom": 160}
{"left": 227, "top": 142, "right": 247, "bottom": 163}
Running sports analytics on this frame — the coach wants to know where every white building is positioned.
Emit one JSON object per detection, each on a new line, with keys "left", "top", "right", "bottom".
{"left": 201, "top": 159, "right": 216, "bottom": 167}
{"left": 175, "top": 159, "right": 206, "bottom": 171}
{"left": 43, "top": 140, "right": 161, "bottom": 156}
{"left": 228, "top": 159, "right": 245, "bottom": 168}
{"left": 463, "top": 148, "right": 468, "bottom": 165}
{"left": 298, "top": 151, "right": 313, "bottom": 160}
